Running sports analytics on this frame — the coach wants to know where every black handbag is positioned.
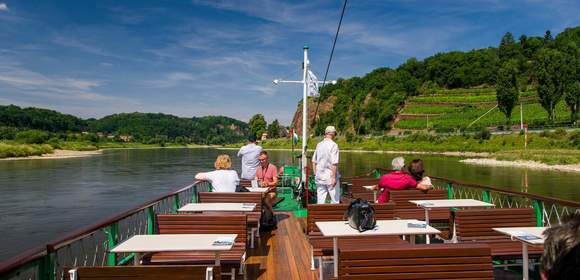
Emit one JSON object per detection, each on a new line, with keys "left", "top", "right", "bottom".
{"left": 235, "top": 185, "right": 250, "bottom": 192}
{"left": 344, "top": 198, "right": 376, "bottom": 232}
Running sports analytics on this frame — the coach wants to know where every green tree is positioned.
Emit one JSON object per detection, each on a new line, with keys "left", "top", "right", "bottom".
{"left": 496, "top": 60, "right": 520, "bottom": 125}
{"left": 565, "top": 81, "right": 580, "bottom": 124}
{"left": 535, "top": 48, "right": 567, "bottom": 122}
{"left": 544, "top": 30, "right": 554, "bottom": 44}
{"left": 248, "top": 114, "right": 267, "bottom": 138}
{"left": 267, "top": 119, "right": 280, "bottom": 139}
{"left": 499, "top": 32, "right": 517, "bottom": 62}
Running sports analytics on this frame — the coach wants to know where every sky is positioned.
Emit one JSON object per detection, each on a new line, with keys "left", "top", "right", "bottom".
{"left": 0, "top": 0, "right": 579, "bottom": 125}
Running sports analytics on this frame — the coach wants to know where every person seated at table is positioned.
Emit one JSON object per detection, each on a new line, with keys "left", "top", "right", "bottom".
{"left": 255, "top": 151, "right": 278, "bottom": 212}
{"left": 373, "top": 156, "right": 432, "bottom": 203}
{"left": 541, "top": 213, "right": 580, "bottom": 280}
{"left": 408, "top": 159, "right": 433, "bottom": 187}
{"left": 194, "top": 154, "right": 239, "bottom": 192}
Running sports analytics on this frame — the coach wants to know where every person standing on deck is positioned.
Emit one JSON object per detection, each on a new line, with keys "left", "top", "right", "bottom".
{"left": 237, "top": 135, "right": 263, "bottom": 180}
{"left": 312, "top": 126, "right": 340, "bottom": 204}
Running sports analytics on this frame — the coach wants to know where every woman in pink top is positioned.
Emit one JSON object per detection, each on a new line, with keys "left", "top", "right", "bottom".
{"left": 375, "top": 157, "right": 431, "bottom": 203}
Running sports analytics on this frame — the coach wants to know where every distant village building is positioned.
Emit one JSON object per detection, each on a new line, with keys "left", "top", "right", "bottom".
{"left": 261, "top": 132, "right": 268, "bottom": 141}
{"left": 119, "top": 135, "right": 133, "bottom": 142}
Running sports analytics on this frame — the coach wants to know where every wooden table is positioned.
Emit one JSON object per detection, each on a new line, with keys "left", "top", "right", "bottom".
{"left": 110, "top": 234, "right": 237, "bottom": 266}
{"left": 409, "top": 199, "right": 494, "bottom": 243}
{"left": 316, "top": 219, "right": 440, "bottom": 278}
{"left": 493, "top": 227, "right": 547, "bottom": 280}
{"left": 178, "top": 202, "right": 256, "bottom": 212}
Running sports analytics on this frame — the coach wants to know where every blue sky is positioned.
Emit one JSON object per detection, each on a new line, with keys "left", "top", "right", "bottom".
{"left": 0, "top": 0, "right": 579, "bottom": 125}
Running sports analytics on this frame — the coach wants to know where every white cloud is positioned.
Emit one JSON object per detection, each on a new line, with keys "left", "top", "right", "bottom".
{"left": 147, "top": 72, "right": 197, "bottom": 88}
{"left": 0, "top": 3, "right": 8, "bottom": 12}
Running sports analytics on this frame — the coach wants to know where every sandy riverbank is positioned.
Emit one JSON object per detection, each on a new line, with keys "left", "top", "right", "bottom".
{"left": 0, "top": 149, "right": 103, "bottom": 161}
{"left": 460, "top": 158, "right": 580, "bottom": 173}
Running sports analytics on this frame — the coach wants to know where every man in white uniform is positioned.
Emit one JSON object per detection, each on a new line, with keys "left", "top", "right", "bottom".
{"left": 237, "top": 135, "right": 263, "bottom": 180}
{"left": 312, "top": 126, "right": 340, "bottom": 204}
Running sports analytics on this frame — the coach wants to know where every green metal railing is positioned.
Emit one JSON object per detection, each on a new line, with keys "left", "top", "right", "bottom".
{"left": 0, "top": 181, "right": 211, "bottom": 280}
{"left": 372, "top": 168, "right": 580, "bottom": 227}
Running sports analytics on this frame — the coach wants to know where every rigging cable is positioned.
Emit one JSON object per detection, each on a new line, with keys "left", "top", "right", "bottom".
{"left": 311, "top": 0, "right": 348, "bottom": 132}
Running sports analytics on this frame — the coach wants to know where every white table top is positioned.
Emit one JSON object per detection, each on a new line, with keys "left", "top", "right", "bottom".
{"left": 362, "top": 185, "right": 375, "bottom": 190}
{"left": 493, "top": 227, "right": 548, "bottom": 245}
{"left": 110, "top": 234, "right": 237, "bottom": 253}
{"left": 409, "top": 199, "right": 494, "bottom": 208}
{"left": 178, "top": 203, "right": 256, "bottom": 212}
{"left": 316, "top": 219, "right": 440, "bottom": 237}
{"left": 246, "top": 187, "right": 269, "bottom": 193}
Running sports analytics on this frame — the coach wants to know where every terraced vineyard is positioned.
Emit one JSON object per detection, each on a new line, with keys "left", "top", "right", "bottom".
{"left": 395, "top": 88, "right": 571, "bottom": 131}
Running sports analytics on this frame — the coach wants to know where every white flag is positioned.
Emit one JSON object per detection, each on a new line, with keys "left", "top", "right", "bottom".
{"left": 307, "top": 70, "right": 319, "bottom": 97}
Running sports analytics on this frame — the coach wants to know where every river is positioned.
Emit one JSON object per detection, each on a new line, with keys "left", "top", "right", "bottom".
{"left": 0, "top": 148, "right": 578, "bottom": 262}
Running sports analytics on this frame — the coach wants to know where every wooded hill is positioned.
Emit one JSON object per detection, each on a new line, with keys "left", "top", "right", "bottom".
{"left": 0, "top": 105, "right": 248, "bottom": 145}
{"left": 303, "top": 26, "right": 580, "bottom": 135}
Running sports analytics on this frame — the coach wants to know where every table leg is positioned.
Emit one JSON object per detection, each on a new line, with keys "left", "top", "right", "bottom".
{"left": 215, "top": 252, "right": 221, "bottom": 266}
{"left": 333, "top": 237, "right": 338, "bottom": 278}
{"left": 522, "top": 243, "right": 529, "bottom": 280}
{"left": 410, "top": 235, "right": 416, "bottom": 245}
{"left": 373, "top": 191, "right": 377, "bottom": 202}
{"left": 452, "top": 219, "right": 458, "bottom": 243}
{"left": 425, "top": 208, "right": 431, "bottom": 244}
{"left": 134, "top": 252, "right": 141, "bottom": 266}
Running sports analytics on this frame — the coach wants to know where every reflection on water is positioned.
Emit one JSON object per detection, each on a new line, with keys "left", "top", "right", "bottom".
{"left": 0, "top": 148, "right": 578, "bottom": 261}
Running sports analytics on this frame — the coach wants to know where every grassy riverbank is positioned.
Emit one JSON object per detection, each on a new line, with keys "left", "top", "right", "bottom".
{"left": 227, "top": 130, "right": 580, "bottom": 165}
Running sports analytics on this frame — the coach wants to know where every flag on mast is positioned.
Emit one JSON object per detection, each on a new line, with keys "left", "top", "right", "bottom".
{"left": 307, "top": 70, "right": 320, "bottom": 97}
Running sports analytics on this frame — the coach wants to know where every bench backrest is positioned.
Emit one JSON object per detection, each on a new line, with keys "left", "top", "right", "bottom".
{"left": 339, "top": 243, "right": 493, "bottom": 279}
{"left": 199, "top": 192, "right": 262, "bottom": 214}
{"left": 389, "top": 189, "right": 450, "bottom": 220}
{"left": 455, "top": 208, "right": 536, "bottom": 241}
{"left": 239, "top": 179, "right": 252, "bottom": 188}
{"left": 307, "top": 203, "right": 395, "bottom": 235}
{"left": 345, "top": 178, "right": 379, "bottom": 201}
{"left": 67, "top": 265, "right": 219, "bottom": 280}
{"left": 349, "top": 178, "right": 379, "bottom": 187}
{"left": 157, "top": 213, "right": 247, "bottom": 245}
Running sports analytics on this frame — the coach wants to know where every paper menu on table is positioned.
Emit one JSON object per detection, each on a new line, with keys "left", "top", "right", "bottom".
{"left": 251, "top": 180, "right": 259, "bottom": 188}
{"left": 510, "top": 230, "right": 541, "bottom": 241}
{"left": 212, "top": 237, "right": 235, "bottom": 246}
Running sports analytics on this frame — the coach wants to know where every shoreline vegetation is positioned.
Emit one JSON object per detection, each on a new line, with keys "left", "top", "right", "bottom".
{"left": 1, "top": 130, "right": 578, "bottom": 173}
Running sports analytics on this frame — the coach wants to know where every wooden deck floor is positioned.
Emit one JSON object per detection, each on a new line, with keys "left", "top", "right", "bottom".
{"left": 245, "top": 212, "right": 318, "bottom": 280}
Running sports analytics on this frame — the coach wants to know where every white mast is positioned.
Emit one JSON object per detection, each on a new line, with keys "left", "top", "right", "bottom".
{"left": 301, "top": 45, "right": 309, "bottom": 183}
{"left": 273, "top": 45, "right": 335, "bottom": 186}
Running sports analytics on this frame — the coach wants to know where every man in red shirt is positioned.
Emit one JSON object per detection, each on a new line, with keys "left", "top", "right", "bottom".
{"left": 375, "top": 157, "right": 432, "bottom": 203}
{"left": 255, "top": 151, "right": 278, "bottom": 212}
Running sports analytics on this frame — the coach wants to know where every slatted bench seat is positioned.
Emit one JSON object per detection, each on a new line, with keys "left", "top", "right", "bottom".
{"left": 198, "top": 192, "right": 262, "bottom": 248}
{"left": 143, "top": 214, "right": 246, "bottom": 279}
{"left": 343, "top": 178, "right": 379, "bottom": 202}
{"left": 307, "top": 203, "right": 406, "bottom": 277}
{"left": 337, "top": 243, "right": 494, "bottom": 280}
{"left": 389, "top": 189, "right": 451, "bottom": 221}
{"left": 66, "top": 265, "right": 220, "bottom": 280}
{"left": 455, "top": 208, "right": 544, "bottom": 258}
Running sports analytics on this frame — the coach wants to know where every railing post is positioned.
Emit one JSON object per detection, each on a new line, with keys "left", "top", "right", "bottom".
{"left": 172, "top": 193, "right": 180, "bottom": 213}
{"left": 532, "top": 200, "right": 544, "bottom": 227}
{"left": 147, "top": 206, "right": 155, "bottom": 235}
{"left": 447, "top": 183, "right": 453, "bottom": 199}
{"left": 38, "top": 245, "right": 56, "bottom": 280}
{"left": 482, "top": 190, "right": 491, "bottom": 203}
{"left": 373, "top": 169, "right": 381, "bottom": 179}
{"left": 106, "top": 223, "right": 119, "bottom": 266}
{"left": 192, "top": 184, "right": 198, "bottom": 203}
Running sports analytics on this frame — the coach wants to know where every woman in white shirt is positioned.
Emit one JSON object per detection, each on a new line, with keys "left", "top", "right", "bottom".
{"left": 195, "top": 154, "right": 239, "bottom": 192}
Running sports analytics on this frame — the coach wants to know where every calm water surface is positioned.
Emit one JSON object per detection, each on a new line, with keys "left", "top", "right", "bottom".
{"left": 0, "top": 148, "right": 578, "bottom": 261}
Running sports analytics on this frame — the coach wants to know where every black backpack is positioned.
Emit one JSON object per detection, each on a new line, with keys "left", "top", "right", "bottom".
{"left": 344, "top": 198, "right": 376, "bottom": 232}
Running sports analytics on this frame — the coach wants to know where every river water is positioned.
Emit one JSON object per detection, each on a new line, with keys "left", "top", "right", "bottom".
{"left": 0, "top": 148, "right": 578, "bottom": 261}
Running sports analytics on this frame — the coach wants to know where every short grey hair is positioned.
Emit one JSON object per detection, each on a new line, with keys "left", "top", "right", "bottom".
{"left": 391, "top": 157, "right": 405, "bottom": 170}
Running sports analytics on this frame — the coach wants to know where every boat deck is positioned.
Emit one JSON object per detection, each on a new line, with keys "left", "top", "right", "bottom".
{"left": 246, "top": 212, "right": 317, "bottom": 280}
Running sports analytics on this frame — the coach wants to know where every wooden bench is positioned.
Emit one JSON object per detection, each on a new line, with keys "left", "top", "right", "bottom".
{"left": 455, "top": 208, "right": 544, "bottom": 258}
{"left": 389, "top": 189, "right": 451, "bottom": 221}
{"left": 199, "top": 192, "right": 262, "bottom": 248}
{"left": 343, "top": 178, "right": 379, "bottom": 202}
{"left": 338, "top": 243, "right": 494, "bottom": 279}
{"left": 144, "top": 214, "right": 247, "bottom": 279}
{"left": 66, "top": 265, "right": 220, "bottom": 280}
{"left": 307, "top": 203, "right": 406, "bottom": 278}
